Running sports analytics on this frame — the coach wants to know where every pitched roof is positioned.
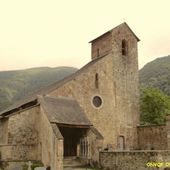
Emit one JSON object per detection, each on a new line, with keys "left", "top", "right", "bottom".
{"left": 39, "top": 95, "right": 92, "bottom": 126}
{"left": 89, "top": 22, "right": 140, "bottom": 43}
{"left": 0, "top": 54, "right": 107, "bottom": 117}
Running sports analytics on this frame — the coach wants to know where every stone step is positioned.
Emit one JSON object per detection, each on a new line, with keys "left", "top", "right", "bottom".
{"left": 64, "top": 164, "right": 86, "bottom": 168}
{"left": 64, "top": 168, "right": 93, "bottom": 170}
{"left": 63, "top": 157, "right": 88, "bottom": 169}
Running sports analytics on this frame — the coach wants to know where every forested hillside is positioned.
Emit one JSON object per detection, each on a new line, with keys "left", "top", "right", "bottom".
{"left": 1, "top": 55, "right": 170, "bottom": 113}
{"left": 139, "top": 55, "right": 170, "bottom": 95}
{"left": 0, "top": 67, "right": 77, "bottom": 111}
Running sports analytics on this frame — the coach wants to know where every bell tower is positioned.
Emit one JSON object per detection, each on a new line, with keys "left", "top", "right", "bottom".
{"left": 89, "top": 22, "right": 140, "bottom": 149}
{"left": 90, "top": 22, "right": 140, "bottom": 62}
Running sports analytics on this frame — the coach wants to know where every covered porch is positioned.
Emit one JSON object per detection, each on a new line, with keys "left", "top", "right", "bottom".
{"left": 39, "top": 95, "right": 103, "bottom": 168}
{"left": 58, "top": 124, "right": 90, "bottom": 158}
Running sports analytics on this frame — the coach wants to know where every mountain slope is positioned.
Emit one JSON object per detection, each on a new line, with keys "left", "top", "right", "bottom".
{"left": 0, "top": 66, "right": 77, "bottom": 111}
{"left": 139, "top": 55, "right": 170, "bottom": 95}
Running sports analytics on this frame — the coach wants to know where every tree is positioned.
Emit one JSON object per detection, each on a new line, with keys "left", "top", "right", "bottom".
{"left": 140, "top": 87, "right": 170, "bottom": 125}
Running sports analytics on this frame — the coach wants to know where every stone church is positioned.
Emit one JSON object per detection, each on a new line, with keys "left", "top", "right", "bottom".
{"left": 0, "top": 22, "right": 161, "bottom": 170}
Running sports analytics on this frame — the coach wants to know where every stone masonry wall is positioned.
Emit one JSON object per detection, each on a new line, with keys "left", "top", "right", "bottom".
{"left": 0, "top": 105, "right": 63, "bottom": 170}
{"left": 166, "top": 115, "right": 170, "bottom": 149}
{"left": 0, "top": 118, "right": 8, "bottom": 144}
{"left": 0, "top": 145, "right": 39, "bottom": 161}
{"left": 5, "top": 106, "right": 40, "bottom": 161}
{"left": 49, "top": 54, "right": 118, "bottom": 148}
{"left": 0, "top": 106, "right": 41, "bottom": 170}
{"left": 87, "top": 129, "right": 103, "bottom": 164}
{"left": 100, "top": 151, "right": 170, "bottom": 170}
{"left": 7, "top": 107, "right": 39, "bottom": 146}
{"left": 111, "top": 24, "right": 139, "bottom": 149}
{"left": 91, "top": 32, "right": 112, "bottom": 60}
{"left": 137, "top": 125, "right": 167, "bottom": 150}
{"left": 39, "top": 106, "right": 63, "bottom": 170}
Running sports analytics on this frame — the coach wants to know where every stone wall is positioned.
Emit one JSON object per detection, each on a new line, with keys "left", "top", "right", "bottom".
{"left": 137, "top": 125, "right": 167, "bottom": 150}
{"left": 4, "top": 106, "right": 40, "bottom": 160}
{"left": 166, "top": 115, "right": 170, "bottom": 149}
{"left": 7, "top": 107, "right": 39, "bottom": 146}
{"left": 91, "top": 32, "right": 112, "bottom": 60}
{"left": 49, "top": 54, "right": 118, "bottom": 148}
{"left": 111, "top": 24, "right": 140, "bottom": 149}
{"left": 0, "top": 105, "right": 63, "bottom": 170}
{"left": 87, "top": 128, "right": 103, "bottom": 165}
{"left": 39, "top": 106, "right": 63, "bottom": 170}
{"left": 0, "top": 118, "right": 8, "bottom": 144}
{"left": 0, "top": 145, "right": 39, "bottom": 161}
{"left": 100, "top": 150, "right": 170, "bottom": 170}
{"left": 0, "top": 106, "right": 41, "bottom": 170}
{"left": 0, "top": 161, "right": 42, "bottom": 170}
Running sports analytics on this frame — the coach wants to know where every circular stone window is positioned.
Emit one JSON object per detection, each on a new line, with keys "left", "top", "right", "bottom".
{"left": 92, "top": 96, "right": 102, "bottom": 108}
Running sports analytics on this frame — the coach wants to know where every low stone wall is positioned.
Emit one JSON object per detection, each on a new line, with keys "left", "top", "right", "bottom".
{"left": 0, "top": 161, "right": 43, "bottom": 170}
{"left": 0, "top": 144, "right": 39, "bottom": 161}
{"left": 100, "top": 150, "right": 170, "bottom": 170}
{"left": 137, "top": 125, "right": 167, "bottom": 150}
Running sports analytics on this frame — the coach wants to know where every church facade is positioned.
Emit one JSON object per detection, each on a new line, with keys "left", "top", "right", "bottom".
{"left": 0, "top": 23, "right": 140, "bottom": 170}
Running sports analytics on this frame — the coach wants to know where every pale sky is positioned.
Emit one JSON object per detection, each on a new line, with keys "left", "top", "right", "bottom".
{"left": 0, "top": 0, "right": 170, "bottom": 71}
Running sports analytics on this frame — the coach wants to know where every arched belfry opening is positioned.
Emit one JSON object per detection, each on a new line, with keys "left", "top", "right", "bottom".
{"left": 121, "top": 39, "right": 128, "bottom": 55}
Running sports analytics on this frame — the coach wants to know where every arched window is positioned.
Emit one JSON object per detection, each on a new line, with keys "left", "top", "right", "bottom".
{"left": 122, "top": 39, "right": 128, "bottom": 55}
{"left": 95, "top": 73, "right": 99, "bottom": 89}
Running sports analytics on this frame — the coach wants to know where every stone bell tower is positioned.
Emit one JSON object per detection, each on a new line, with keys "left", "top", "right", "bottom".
{"left": 89, "top": 22, "right": 140, "bottom": 150}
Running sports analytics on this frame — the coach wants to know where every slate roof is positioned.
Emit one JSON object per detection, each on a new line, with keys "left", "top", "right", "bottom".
{"left": 39, "top": 95, "right": 92, "bottom": 126}
{"left": 0, "top": 54, "right": 107, "bottom": 117}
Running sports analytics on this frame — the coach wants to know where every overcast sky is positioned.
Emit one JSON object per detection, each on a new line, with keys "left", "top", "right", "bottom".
{"left": 0, "top": 0, "right": 169, "bottom": 71}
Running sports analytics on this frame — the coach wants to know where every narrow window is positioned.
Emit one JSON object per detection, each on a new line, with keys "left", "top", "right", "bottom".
{"left": 97, "top": 48, "right": 100, "bottom": 57}
{"left": 122, "top": 39, "right": 127, "bottom": 55}
{"left": 113, "top": 81, "right": 117, "bottom": 106}
{"left": 117, "top": 136, "right": 125, "bottom": 150}
{"left": 95, "top": 73, "right": 99, "bottom": 89}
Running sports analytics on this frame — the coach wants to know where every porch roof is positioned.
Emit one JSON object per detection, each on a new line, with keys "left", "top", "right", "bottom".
{"left": 39, "top": 95, "right": 92, "bottom": 127}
